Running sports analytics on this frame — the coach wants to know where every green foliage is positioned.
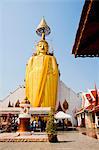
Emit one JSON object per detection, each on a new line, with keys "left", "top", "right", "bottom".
{"left": 46, "top": 109, "right": 57, "bottom": 135}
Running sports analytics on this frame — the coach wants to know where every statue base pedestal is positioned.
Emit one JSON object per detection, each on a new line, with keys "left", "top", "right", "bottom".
{"left": 18, "top": 116, "right": 31, "bottom": 134}
{"left": 17, "top": 131, "right": 32, "bottom": 136}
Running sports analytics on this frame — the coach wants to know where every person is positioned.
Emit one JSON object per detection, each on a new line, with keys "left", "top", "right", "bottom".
{"left": 43, "top": 119, "right": 47, "bottom": 131}
{"left": 41, "top": 118, "right": 44, "bottom": 132}
{"left": 25, "top": 18, "right": 59, "bottom": 108}
{"left": 32, "top": 119, "right": 37, "bottom": 131}
{"left": 38, "top": 117, "right": 41, "bottom": 131}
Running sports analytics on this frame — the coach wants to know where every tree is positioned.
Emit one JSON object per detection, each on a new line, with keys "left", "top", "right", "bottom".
{"left": 46, "top": 108, "right": 58, "bottom": 142}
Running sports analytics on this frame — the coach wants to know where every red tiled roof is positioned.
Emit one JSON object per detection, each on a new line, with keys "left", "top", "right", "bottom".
{"left": 85, "top": 104, "right": 93, "bottom": 110}
{"left": 76, "top": 108, "right": 84, "bottom": 114}
{"left": 89, "top": 105, "right": 99, "bottom": 113}
{"left": 85, "top": 93, "right": 93, "bottom": 102}
{"left": 94, "top": 105, "right": 99, "bottom": 111}
{"left": 91, "top": 90, "right": 96, "bottom": 99}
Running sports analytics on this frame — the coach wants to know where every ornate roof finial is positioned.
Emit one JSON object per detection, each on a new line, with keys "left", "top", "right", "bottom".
{"left": 36, "top": 17, "right": 51, "bottom": 39}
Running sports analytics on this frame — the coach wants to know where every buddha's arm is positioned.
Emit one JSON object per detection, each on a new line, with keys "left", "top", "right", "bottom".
{"left": 47, "top": 56, "right": 58, "bottom": 107}
{"left": 25, "top": 56, "right": 33, "bottom": 98}
{"left": 51, "top": 56, "right": 59, "bottom": 75}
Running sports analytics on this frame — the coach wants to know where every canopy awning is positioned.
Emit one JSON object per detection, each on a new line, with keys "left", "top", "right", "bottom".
{"left": 54, "top": 111, "right": 71, "bottom": 119}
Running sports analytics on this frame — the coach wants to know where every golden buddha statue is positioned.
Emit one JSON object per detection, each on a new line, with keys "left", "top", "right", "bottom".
{"left": 25, "top": 18, "right": 59, "bottom": 108}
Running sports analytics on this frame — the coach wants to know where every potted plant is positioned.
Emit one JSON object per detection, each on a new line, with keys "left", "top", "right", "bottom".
{"left": 46, "top": 109, "right": 58, "bottom": 142}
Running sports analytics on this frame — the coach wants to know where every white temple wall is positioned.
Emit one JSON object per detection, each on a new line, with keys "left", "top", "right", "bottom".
{"left": 57, "top": 80, "right": 81, "bottom": 126}
{"left": 69, "top": 89, "right": 81, "bottom": 126}
{"left": 0, "top": 80, "right": 81, "bottom": 126}
{"left": 0, "top": 86, "right": 25, "bottom": 108}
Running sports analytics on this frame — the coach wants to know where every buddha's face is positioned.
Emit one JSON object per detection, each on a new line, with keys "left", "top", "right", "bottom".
{"left": 37, "top": 40, "right": 48, "bottom": 54}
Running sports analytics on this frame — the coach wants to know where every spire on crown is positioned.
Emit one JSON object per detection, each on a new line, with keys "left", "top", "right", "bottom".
{"left": 36, "top": 17, "right": 51, "bottom": 40}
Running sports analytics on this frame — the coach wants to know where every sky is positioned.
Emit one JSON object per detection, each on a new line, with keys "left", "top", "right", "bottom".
{"left": 0, "top": 0, "right": 99, "bottom": 100}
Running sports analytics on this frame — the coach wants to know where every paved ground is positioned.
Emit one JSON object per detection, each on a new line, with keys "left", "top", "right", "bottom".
{"left": 0, "top": 131, "right": 99, "bottom": 150}
{"left": 0, "top": 132, "right": 48, "bottom": 142}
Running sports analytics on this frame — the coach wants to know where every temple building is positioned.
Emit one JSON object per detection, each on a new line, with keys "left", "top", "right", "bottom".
{"left": 72, "top": 0, "right": 99, "bottom": 130}
{"left": 72, "top": 0, "right": 99, "bottom": 57}
{"left": 76, "top": 87, "right": 99, "bottom": 128}
{"left": 0, "top": 81, "right": 81, "bottom": 127}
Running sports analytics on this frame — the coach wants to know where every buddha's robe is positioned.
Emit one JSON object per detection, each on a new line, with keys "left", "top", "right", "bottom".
{"left": 25, "top": 54, "right": 59, "bottom": 108}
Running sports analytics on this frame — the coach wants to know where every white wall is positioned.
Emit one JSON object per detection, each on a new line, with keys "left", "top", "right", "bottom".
{"left": 0, "top": 80, "right": 81, "bottom": 126}
{"left": 57, "top": 80, "right": 81, "bottom": 126}
{"left": 0, "top": 86, "right": 25, "bottom": 108}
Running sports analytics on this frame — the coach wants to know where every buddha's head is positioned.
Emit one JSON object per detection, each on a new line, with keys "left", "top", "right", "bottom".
{"left": 36, "top": 38, "right": 49, "bottom": 55}
{"left": 35, "top": 18, "right": 51, "bottom": 55}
